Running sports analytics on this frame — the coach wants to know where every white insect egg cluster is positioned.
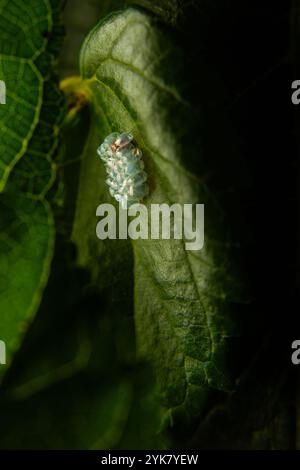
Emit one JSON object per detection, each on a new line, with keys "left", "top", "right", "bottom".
{"left": 97, "top": 132, "right": 148, "bottom": 209}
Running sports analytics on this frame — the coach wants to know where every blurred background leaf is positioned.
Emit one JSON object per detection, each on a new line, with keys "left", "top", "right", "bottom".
{"left": 0, "top": 0, "right": 65, "bottom": 379}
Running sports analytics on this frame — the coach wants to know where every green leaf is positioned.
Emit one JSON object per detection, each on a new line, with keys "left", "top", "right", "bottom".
{"left": 0, "top": 0, "right": 65, "bottom": 377}
{"left": 0, "top": 0, "right": 62, "bottom": 189}
{"left": 73, "top": 6, "right": 247, "bottom": 425}
{"left": 0, "top": 194, "right": 54, "bottom": 368}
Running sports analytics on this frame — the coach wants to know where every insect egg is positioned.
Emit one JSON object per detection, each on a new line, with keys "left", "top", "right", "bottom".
{"left": 97, "top": 132, "right": 149, "bottom": 209}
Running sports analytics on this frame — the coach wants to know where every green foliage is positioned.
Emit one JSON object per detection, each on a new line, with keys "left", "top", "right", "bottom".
{"left": 0, "top": 0, "right": 65, "bottom": 378}
{"left": 0, "top": 195, "right": 54, "bottom": 371}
